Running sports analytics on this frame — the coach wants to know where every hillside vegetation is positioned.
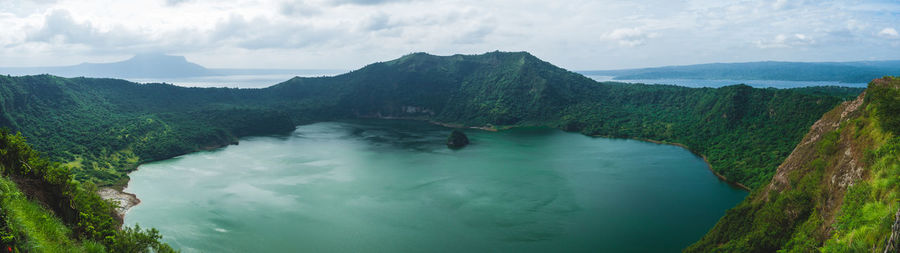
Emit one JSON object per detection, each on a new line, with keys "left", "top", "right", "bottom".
{"left": 0, "top": 129, "right": 174, "bottom": 252}
{"left": 687, "top": 77, "right": 900, "bottom": 252}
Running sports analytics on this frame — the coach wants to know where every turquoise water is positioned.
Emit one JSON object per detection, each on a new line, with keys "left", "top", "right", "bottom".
{"left": 125, "top": 120, "right": 747, "bottom": 252}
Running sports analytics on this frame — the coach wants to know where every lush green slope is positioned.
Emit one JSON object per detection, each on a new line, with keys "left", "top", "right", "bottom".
{"left": 582, "top": 60, "right": 900, "bottom": 83}
{"left": 686, "top": 77, "right": 900, "bottom": 252}
{"left": 0, "top": 130, "right": 174, "bottom": 252}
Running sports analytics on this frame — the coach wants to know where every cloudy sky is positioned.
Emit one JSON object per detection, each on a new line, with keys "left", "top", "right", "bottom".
{"left": 1, "top": 0, "right": 899, "bottom": 70}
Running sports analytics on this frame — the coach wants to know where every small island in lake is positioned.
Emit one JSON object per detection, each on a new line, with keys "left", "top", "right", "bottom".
{"left": 447, "top": 130, "right": 470, "bottom": 149}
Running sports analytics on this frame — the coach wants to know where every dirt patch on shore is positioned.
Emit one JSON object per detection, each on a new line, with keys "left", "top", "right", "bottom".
{"left": 98, "top": 187, "right": 140, "bottom": 219}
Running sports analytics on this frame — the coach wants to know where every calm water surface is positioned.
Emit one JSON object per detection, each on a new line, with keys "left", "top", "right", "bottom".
{"left": 584, "top": 75, "right": 867, "bottom": 88}
{"left": 127, "top": 71, "right": 344, "bottom": 88}
{"left": 125, "top": 120, "right": 747, "bottom": 252}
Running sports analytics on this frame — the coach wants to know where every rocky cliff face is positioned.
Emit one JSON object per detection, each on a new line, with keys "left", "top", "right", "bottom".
{"left": 762, "top": 89, "right": 868, "bottom": 237}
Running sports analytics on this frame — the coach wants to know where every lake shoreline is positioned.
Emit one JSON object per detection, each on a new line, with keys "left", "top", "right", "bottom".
{"left": 98, "top": 187, "right": 141, "bottom": 221}
{"left": 100, "top": 140, "right": 238, "bottom": 219}
{"left": 634, "top": 138, "right": 751, "bottom": 191}
{"left": 427, "top": 118, "right": 751, "bottom": 191}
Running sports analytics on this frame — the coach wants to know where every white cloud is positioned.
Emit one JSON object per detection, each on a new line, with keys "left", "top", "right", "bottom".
{"left": 879, "top": 27, "right": 899, "bottom": 38}
{"left": 605, "top": 28, "right": 656, "bottom": 47}
{"left": 772, "top": 0, "right": 786, "bottom": 9}
{"left": 754, "top": 33, "right": 815, "bottom": 49}
{"left": 329, "top": 0, "right": 417, "bottom": 6}
{"left": 280, "top": 1, "right": 322, "bottom": 16}
{"left": 0, "top": 0, "right": 898, "bottom": 70}
{"left": 165, "top": 0, "right": 190, "bottom": 6}
{"left": 26, "top": 9, "right": 137, "bottom": 46}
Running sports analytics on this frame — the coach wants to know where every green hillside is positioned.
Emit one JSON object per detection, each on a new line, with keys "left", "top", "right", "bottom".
{"left": 687, "top": 77, "right": 900, "bottom": 252}
{"left": 0, "top": 130, "right": 174, "bottom": 252}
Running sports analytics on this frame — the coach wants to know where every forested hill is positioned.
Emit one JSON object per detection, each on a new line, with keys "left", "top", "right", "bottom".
{"left": 0, "top": 51, "right": 861, "bottom": 191}
{"left": 268, "top": 51, "right": 601, "bottom": 125}
{"left": 583, "top": 60, "right": 900, "bottom": 83}
{"left": 0, "top": 75, "right": 298, "bottom": 184}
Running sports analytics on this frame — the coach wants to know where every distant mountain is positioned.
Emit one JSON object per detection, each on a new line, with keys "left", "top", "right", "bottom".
{"left": 71, "top": 53, "right": 213, "bottom": 78}
{"left": 580, "top": 60, "right": 900, "bottom": 83}
{"left": 0, "top": 53, "right": 341, "bottom": 79}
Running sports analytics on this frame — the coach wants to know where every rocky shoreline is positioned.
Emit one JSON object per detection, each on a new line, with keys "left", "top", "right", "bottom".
{"left": 98, "top": 187, "right": 141, "bottom": 219}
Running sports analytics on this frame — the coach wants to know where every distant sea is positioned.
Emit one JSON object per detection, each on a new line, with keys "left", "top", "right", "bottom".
{"left": 128, "top": 71, "right": 346, "bottom": 89}
{"left": 585, "top": 75, "right": 868, "bottom": 89}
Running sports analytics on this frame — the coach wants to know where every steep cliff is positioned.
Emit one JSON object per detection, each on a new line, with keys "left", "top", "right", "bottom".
{"left": 688, "top": 77, "right": 900, "bottom": 252}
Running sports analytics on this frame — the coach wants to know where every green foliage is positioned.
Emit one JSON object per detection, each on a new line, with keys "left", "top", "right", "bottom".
{"left": 0, "top": 176, "right": 74, "bottom": 252}
{"left": 868, "top": 77, "right": 900, "bottom": 134}
{"left": 779, "top": 210, "right": 824, "bottom": 253}
{"left": 0, "top": 129, "right": 174, "bottom": 252}
{"left": 0, "top": 75, "right": 297, "bottom": 185}
{"left": 817, "top": 130, "right": 840, "bottom": 155}
{"left": 822, "top": 137, "right": 900, "bottom": 252}
{"left": 556, "top": 84, "right": 847, "bottom": 188}
{"left": 106, "top": 224, "right": 175, "bottom": 253}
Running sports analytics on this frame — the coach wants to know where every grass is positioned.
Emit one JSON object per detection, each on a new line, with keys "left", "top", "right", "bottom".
{"left": 0, "top": 177, "right": 105, "bottom": 252}
{"left": 820, "top": 105, "right": 899, "bottom": 252}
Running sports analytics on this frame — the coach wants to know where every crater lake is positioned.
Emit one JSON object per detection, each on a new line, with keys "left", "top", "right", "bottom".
{"left": 124, "top": 120, "right": 747, "bottom": 252}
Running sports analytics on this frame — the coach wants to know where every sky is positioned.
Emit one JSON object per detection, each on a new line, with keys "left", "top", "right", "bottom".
{"left": 1, "top": 0, "right": 899, "bottom": 70}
